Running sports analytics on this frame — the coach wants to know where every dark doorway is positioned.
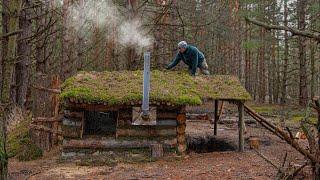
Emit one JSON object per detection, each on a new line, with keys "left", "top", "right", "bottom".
{"left": 84, "top": 111, "right": 117, "bottom": 136}
{"left": 186, "top": 134, "right": 236, "bottom": 153}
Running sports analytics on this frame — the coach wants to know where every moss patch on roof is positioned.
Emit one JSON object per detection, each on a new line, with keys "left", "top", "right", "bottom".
{"left": 60, "top": 70, "right": 251, "bottom": 106}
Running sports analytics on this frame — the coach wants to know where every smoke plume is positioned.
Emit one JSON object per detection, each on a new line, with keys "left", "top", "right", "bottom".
{"left": 54, "top": 0, "right": 154, "bottom": 52}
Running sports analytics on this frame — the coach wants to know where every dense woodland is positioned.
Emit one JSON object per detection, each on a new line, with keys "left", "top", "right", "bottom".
{"left": 0, "top": 0, "right": 319, "bottom": 179}
{"left": 0, "top": 0, "right": 319, "bottom": 110}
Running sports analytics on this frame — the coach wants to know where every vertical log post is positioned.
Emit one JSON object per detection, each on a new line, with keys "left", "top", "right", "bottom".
{"left": 214, "top": 100, "right": 219, "bottom": 135}
{"left": 177, "top": 107, "right": 187, "bottom": 155}
{"left": 238, "top": 102, "right": 245, "bottom": 152}
{"left": 51, "top": 75, "right": 60, "bottom": 145}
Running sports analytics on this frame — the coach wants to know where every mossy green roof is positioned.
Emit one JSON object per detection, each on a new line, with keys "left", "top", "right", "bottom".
{"left": 60, "top": 70, "right": 251, "bottom": 106}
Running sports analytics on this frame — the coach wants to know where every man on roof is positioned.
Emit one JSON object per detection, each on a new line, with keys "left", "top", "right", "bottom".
{"left": 166, "top": 41, "right": 210, "bottom": 76}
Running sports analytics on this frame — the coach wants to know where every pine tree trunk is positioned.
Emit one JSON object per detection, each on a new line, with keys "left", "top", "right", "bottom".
{"left": 297, "top": 0, "right": 308, "bottom": 106}
{"left": 317, "top": 98, "right": 320, "bottom": 180}
{"left": 271, "top": 0, "right": 279, "bottom": 103}
{"left": 281, "top": 0, "right": 289, "bottom": 104}
{"left": 0, "top": 112, "right": 8, "bottom": 180}
{"left": 310, "top": 2, "right": 316, "bottom": 99}
{"left": 245, "top": 20, "right": 251, "bottom": 92}
{"left": 258, "top": 27, "right": 266, "bottom": 103}
{"left": 0, "top": 0, "right": 9, "bottom": 98}
{"left": 0, "top": 1, "right": 9, "bottom": 178}
{"left": 1, "top": 0, "right": 22, "bottom": 102}
{"left": 61, "top": 0, "right": 70, "bottom": 79}
{"left": 310, "top": 41, "right": 315, "bottom": 99}
{"left": 126, "top": 0, "right": 138, "bottom": 70}
{"left": 1, "top": 0, "right": 22, "bottom": 178}
{"left": 15, "top": 0, "right": 32, "bottom": 108}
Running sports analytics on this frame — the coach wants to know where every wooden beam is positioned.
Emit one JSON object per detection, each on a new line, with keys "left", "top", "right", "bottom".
{"left": 157, "top": 111, "right": 178, "bottom": 119}
{"left": 63, "top": 138, "right": 177, "bottom": 149}
{"left": 31, "top": 116, "right": 62, "bottom": 123}
{"left": 214, "top": 100, "right": 219, "bottom": 135}
{"left": 30, "top": 124, "right": 62, "bottom": 135}
{"left": 219, "top": 101, "right": 225, "bottom": 119}
{"left": 66, "top": 102, "right": 182, "bottom": 112}
{"left": 64, "top": 111, "right": 85, "bottom": 119}
{"left": 116, "top": 127, "right": 176, "bottom": 137}
{"left": 33, "top": 85, "right": 61, "bottom": 94}
{"left": 238, "top": 102, "right": 245, "bottom": 152}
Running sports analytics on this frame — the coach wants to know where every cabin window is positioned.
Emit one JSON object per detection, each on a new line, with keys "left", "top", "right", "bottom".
{"left": 84, "top": 111, "right": 117, "bottom": 136}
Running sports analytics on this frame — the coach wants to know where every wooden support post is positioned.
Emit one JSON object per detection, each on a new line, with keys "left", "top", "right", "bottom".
{"left": 177, "top": 113, "right": 186, "bottom": 154}
{"left": 51, "top": 75, "right": 60, "bottom": 145}
{"left": 238, "top": 102, "right": 245, "bottom": 152}
{"left": 214, "top": 100, "right": 219, "bottom": 135}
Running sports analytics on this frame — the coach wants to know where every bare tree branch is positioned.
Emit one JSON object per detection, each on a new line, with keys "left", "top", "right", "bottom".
{"left": 245, "top": 17, "right": 320, "bottom": 42}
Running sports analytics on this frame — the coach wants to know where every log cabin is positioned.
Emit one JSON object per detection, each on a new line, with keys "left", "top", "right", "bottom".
{"left": 60, "top": 70, "right": 251, "bottom": 157}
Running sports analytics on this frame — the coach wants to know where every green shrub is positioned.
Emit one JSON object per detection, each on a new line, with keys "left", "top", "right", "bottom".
{"left": 7, "top": 117, "right": 43, "bottom": 161}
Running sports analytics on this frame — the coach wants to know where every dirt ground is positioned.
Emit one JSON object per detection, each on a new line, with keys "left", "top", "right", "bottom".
{"left": 9, "top": 116, "right": 311, "bottom": 180}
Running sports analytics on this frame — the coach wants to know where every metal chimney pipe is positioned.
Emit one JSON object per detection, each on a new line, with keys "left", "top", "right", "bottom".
{"left": 142, "top": 52, "right": 151, "bottom": 117}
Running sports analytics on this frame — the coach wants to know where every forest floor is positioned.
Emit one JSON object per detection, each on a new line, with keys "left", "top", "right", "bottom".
{"left": 8, "top": 103, "right": 314, "bottom": 180}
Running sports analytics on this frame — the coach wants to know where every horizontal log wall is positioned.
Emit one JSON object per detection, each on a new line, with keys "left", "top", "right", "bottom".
{"left": 62, "top": 138, "right": 177, "bottom": 151}
{"left": 116, "top": 106, "right": 183, "bottom": 140}
{"left": 117, "top": 106, "right": 180, "bottom": 126}
{"left": 62, "top": 105, "right": 186, "bottom": 153}
{"left": 62, "top": 111, "right": 84, "bottom": 139}
{"left": 116, "top": 126, "right": 177, "bottom": 138}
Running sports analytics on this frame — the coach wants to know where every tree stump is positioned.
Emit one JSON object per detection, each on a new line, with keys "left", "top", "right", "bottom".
{"left": 249, "top": 137, "right": 260, "bottom": 149}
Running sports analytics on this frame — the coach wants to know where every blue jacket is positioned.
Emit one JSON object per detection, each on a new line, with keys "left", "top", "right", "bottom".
{"left": 167, "top": 45, "right": 205, "bottom": 75}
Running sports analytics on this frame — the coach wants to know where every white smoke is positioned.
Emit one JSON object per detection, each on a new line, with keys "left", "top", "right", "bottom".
{"left": 119, "top": 20, "right": 153, "bottom": 49}
{"left": 64, "top": 0, "right": 153, "bottom": 52}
